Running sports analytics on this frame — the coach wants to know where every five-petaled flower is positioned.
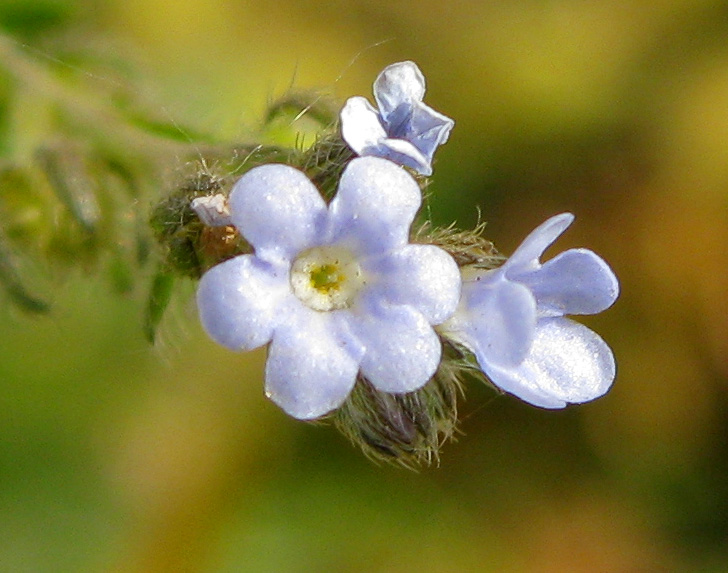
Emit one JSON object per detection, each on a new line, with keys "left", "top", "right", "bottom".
{"left": 196, "top": 157, "right": 461, "bottom": 420}
{"left": 340, "top": 61, "right": 454, "bottom": 176}
{"left": 440, "top": 213, "right": 619, "bottom": 408}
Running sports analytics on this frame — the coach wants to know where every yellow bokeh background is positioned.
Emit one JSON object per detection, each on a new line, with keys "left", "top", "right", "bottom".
{"left": 2, "top": 0, "right": 728, "bottom": 571}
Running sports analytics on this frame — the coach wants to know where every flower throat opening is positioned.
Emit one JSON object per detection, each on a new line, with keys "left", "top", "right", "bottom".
{"left": 290, "top": 246, "right": 366, "bottom": 311}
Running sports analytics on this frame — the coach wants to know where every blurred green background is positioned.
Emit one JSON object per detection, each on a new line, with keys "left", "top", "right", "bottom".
{"left": 2, "top": 0, "right": 728, "bottom": 571}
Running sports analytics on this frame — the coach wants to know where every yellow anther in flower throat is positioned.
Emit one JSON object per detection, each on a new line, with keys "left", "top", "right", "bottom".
{"left": 290, "top": 247, "right": 366, "bottom": 311}
{"left": 310, "top": 263, "right": 345, "bottom": 294}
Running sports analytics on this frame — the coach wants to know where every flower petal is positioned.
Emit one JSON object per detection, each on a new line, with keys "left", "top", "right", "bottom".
{"left": 340, "top": 98, "right": 433, "bottom": 174}
{"left": 373, "top": 61, "right": 426, "bottom": 125}
{"left": 443, "top": 273, "right": 536, "bottom": 369}
{"left": 351, "top": 301, "right": 441, "bottom": 393}
{"left": 486, "top": 317, "right": 616, "bottom": 408}
{"left": 363, "top": 244, "right": 460, "bottom": 324}
{"left": 265, "top": 307, "right": 365, "bottom": 420}
{"left": 376, "top": 137, "right": 432, "bottom": 175}
{"left": 505, "top": 213, "right": 575, "bottom": 274}
{"left": 190, "top": 194, "right": 231, "bottom": 227}
{"left": 228, "top": 164, "right": 326, "bottom": 262}
{"left": 340, "top": 96, "right": 388, "bottom": 156}
{"left": 197, "top": 255, "right": 288, "bottom": 351}
{"left": 405, "top": 104, "right": 455, "bottom": 162}
{"left": 328, "top": 157, "right": 421, "bottom": 255}
{"left": 516, "top": 248, "right": 620, "bottom": 317}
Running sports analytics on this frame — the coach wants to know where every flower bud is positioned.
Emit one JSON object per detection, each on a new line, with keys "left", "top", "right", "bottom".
{"left": 332, "top": 340, "right": 467, "bottom": 468}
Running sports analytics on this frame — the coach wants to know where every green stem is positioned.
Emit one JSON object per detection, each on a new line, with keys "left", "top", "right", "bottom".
{"left": 0, "top": 33, "right": 194, "bottom": 156}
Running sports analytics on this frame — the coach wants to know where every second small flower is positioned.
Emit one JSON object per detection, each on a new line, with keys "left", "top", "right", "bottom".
{"left": 340, "top": 61, "right": 454, "bottom": 176}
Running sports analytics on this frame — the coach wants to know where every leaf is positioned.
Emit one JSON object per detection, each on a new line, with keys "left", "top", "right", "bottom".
{"left": 0, "top": 228, "right": 48, "bottom": 313}
{"left": 35, "top": 145, "right": 100, "bottom": 233}
{"left": 144, "top": 270, "right": 175, "bottom": 343}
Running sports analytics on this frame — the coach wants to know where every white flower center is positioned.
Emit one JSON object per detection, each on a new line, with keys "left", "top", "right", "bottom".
{"left": 290, "top": 246, "right": 366, "bottom": 311}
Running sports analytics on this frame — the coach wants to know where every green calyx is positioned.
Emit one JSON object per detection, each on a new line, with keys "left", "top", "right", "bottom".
{"left": 331, "top": 340, "right": 474, "bottom": 469}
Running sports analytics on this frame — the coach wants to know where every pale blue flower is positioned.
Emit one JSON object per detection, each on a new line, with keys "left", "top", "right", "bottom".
{"left": 441, "top": 213, "right": 619, "bottom": 408}
{"left": 340, "top": 61, "right": 454, "bottom": 176}
{"left": 197, "top": 157, "right": 460, "bottom": 420}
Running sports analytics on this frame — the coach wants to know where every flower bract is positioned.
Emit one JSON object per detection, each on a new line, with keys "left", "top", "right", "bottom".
{"left": 340, "top": 61, "right": 454, "bottom": 176}
{"left": 196, "top": 157, "right": 460, "bottom": 420}
{"left": 441, "top": 213, "right": 619, "bottom": 408}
